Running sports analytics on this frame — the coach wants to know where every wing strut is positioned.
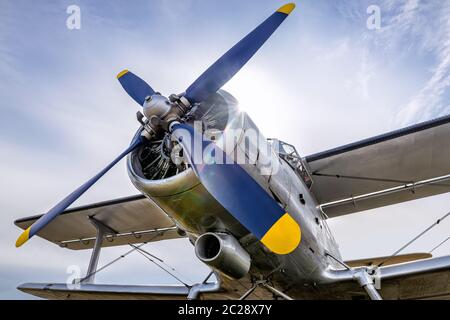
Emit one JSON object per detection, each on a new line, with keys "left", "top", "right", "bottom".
{"left": 83, "top": 217, "right": 117, "bottom": 284}
{"left": 320, "top": 174, "right": 450, "bottom": 212}
{"left": 79, "top": 220, "right": 191, "bottom": 287}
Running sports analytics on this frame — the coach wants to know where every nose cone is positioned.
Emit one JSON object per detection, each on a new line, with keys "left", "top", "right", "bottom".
{"left": 143, "top": 95, "right": 172, "bottom": 120}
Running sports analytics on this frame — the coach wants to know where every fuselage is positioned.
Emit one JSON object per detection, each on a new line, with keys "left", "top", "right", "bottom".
{"left": 127, "top": 90, "right": 342, "bottom": 291}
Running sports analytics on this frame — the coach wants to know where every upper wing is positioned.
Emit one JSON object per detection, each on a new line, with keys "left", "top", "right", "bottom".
{"left": 304, "top": 114, "right": 450, "bottom": 218}
{"left": 14, "top": 195, "right": 184, "bottom": 250}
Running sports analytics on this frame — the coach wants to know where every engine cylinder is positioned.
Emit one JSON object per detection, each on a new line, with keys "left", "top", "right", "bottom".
{"left": 195, "top": 232, "right": 251, "bottom": 279}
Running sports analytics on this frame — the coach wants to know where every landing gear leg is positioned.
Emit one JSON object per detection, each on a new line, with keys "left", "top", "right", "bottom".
{"left": 239, "top": 280, "right": 294, "bottom": 300}
{"left": 353, "top": 269, "right": 382, "bottom": 300}
{"left": 261, "top": 282, "right": 294, "bottom": 300}
{"left": 326, "top": 252, "right": 382, "bottom": 300}
{"left": 238, "top": 283, "right": 258, "bottom": 300}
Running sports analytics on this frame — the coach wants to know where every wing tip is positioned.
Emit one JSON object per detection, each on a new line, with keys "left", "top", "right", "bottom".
{"left": 117, "top": 69, "right": 129, "bottom": 79}
{"left": 277, "top": 3, "right": 296, "bottom": 15}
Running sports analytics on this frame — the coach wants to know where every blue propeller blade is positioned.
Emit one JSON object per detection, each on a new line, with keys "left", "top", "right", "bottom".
{"left": 117, "top": 70, "right": 156, "bottom": 106}
{"left": 16, "top": 136, "right": 144, "bottom": 247}
{"left": 171, "top": 123, "right": 301, "bottom": 255}
{"left": 184, "top": 3, "right": 296, "bottom": 104}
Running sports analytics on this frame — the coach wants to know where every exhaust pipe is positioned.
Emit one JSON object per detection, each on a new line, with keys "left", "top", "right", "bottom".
{"left": 195, "top": 233, "right": 251, "bottom": 279}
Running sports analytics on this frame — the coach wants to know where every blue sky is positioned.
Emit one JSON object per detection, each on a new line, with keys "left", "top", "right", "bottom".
{"left": 1, "top": 0, "right": 450, "bottom": 299}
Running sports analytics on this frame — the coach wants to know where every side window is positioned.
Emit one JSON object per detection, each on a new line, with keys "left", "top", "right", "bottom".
{"left": 269, "top": 139, "right": 313, "bottom": 190}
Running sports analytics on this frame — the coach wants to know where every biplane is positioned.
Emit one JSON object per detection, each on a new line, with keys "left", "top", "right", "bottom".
{"left": 14, "top": 3, "right": 450, "bottom": 300}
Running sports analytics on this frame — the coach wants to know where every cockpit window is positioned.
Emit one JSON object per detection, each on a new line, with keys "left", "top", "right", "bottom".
{"left": 268, "top": 139, "right": 313, "bottom": 189}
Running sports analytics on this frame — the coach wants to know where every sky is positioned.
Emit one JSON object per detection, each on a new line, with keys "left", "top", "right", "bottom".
{"left": 1, "top": 0, "right": 450, "bottom": 299}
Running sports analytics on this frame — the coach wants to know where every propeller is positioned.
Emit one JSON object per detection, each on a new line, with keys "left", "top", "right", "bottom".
{"left": 15, "top": 136, "right": 144, "bottom": 247}
{"left": 184, "top": 3, "right": 296, "bottom": 104}
{"left": 117, "top": 3, "right": 296, "bottom": 106}
{"left": 117, "top": 70, "right": 155, "bottom": 106}
{"left": 16, "top": 3, "right": 297, "bottom": 250}
{"left": 170, "top": 122, "right": 301, "bottom": 255}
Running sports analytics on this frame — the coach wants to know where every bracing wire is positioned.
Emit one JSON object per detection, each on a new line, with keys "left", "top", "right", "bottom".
{"left": 130, "top": 243, "right": 189, "bottom": 276}
{"left": 429, "top": 236, "right": 450, "bottom": 254}
{"left": 378, "top": 211, "right": 450, "bottom": 267}
{"left": 129, "top": 243, "right": 191, "bottom": 287}
{"left": 80, "top": 242, "right": 148, "bottom": 283}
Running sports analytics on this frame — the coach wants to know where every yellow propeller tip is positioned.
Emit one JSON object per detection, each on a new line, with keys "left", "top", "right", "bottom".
{"left": 15, "top": 227, "right": 31, "bottom": 248}
{"left": 117, "top": 69, "right": 129, "bottom": 79}
{"left": 277, "top": 3, "right": 296, "bottom": 15}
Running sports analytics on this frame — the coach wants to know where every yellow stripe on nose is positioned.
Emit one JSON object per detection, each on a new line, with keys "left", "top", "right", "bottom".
{"left": 261, "top": 213, "right": 301, "bottom": 255}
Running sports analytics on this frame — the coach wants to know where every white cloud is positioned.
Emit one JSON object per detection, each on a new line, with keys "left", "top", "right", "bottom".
{"left": 380, "top": 0, "right": 450, "bottom": 124}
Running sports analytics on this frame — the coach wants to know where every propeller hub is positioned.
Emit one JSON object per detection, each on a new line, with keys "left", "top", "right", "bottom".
{"left": 142, "top": 94, "right": 191, "bottom": 137}
{"left": 143, "top": 94, "right": 172, "bottom": 120}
